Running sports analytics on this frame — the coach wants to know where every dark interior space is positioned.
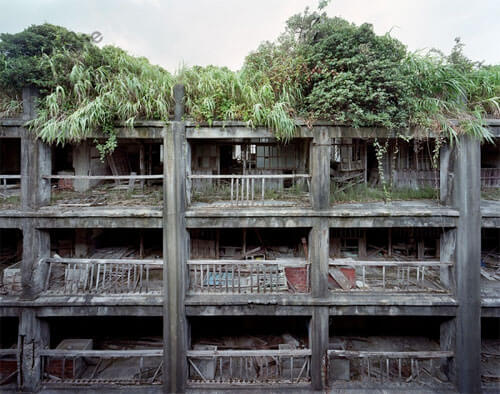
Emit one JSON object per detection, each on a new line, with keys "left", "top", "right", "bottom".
{"left": 190, "top": 228, "right": 310, "bottom": 259}
{"left": 49, "top": 228, "right": 162, "bottom": 258}
{"left": 0, "top": 138, "right": 21, "bottom": 181}
{"left": 0, "top": 317, "right": 18, "bottom": 348}
{"left": 329, "top": 316, "right": 447, "bottom": 340}
{"left": 46, "top": 317, "right": 162, "bottom": 348}
{"left": 189, "top": 316, "right": 310, "bottom": 348}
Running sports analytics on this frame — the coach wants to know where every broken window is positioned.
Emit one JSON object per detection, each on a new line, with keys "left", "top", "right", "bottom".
{"left": 0, "top": 317, "right": 18, "bottom": 386}
{"left": 481, "top": 317, "right": 500, "bottom": 386}
{"left": 49, "top": 141, "right": 163, "bottom": 207}
{"left": 189, "top": 140, "right": 310, "bottom": 206}
{"left": 329, "top": 228, "right": 448, "bottom": 293}
{"left": 188, "top": 316, "right": 310, "bottom": 384}
{"left": 0, "top": 229, "right": 22, "bottom": 296}
{"left": 188, "top": 228, "right": 310, "bottom": 294}
{"left": 328, "top": 316, "right": 454, "bottom": 389}
{"left": 0, "top": 138, "right": 21, "bottom": 207}
{"left": 42, "top": 317, "right": 162, "bottom": 384}
{"left": 44, "top": 229, "right": 162, "bottom": 294}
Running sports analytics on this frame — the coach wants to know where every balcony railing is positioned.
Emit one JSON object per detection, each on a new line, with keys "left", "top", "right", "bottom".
{"left": 40, "top": 349, "right": 163, "bottom": 384}
{"left": 187, "top": 259, "right": 310, "bottom": 294}
{"left": 187, "top": 349, "right": 311, "bottom": 384}
{"left": 188, "top": 174, "right": 310, "bottom": 206}
{"left": 42, "top": 257, "right": 163, "bottom": 295}
{"left": 481, "top": 168, "right": 500, "bottom": 188}
{"left": 328, "top": 349, "right": 453, "bottom": 384}
{"left": 329, "top": 258, "right": 452, "bottom": 293}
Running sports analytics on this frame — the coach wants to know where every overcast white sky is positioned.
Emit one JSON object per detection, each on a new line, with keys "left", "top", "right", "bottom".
{"left": 0, "top": 0, "right": 498, "bottom": 71}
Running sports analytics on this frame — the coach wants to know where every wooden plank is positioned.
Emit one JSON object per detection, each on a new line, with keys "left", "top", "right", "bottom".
{"left": 328, "top": 268, "right": 351, "bottom": 290}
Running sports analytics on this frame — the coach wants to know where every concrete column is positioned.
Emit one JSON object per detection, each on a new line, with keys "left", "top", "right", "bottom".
{"left": 440, "top": 229, "right": 456, "bottom": 293}
{"left": 21, "top": 221, "right": 50, "bottom": 300}
{"left": 440, "top": 143, "right": 453, "bottom": 205}
{"left": 21, "top": 136, "right": 51, "bottom": 210}
{"left": 451, "top": 135, "right": 481, "bottom": 393}
{"left": 311, "top": 127, "right": 331, "bottom": 209}
{"left": 163, "top": 84, "right": 188, "bottom": 393}
{"left": 310, "top": 218, "right": 329, "bottom": 299}
{"left": 310, "top": 307, "right": 329, "bottom": 390}
{"left": 20, "top": 87, "right": 51, "bottom": 210}
{"left": 440, "top": 318, "right": 457, "bottom": 384}
{"left": 72, "top": 141, "right": 91, "bottom": 192}
{"left": 18, "top": 309, "right": 49, "bottom": 392}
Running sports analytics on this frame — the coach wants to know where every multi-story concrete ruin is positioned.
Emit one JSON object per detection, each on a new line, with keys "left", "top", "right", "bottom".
{"left": 0, "top": 87, "right": 499, "bottom": 393}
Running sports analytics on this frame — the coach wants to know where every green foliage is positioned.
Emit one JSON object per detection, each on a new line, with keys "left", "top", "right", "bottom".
{"left": 331, "top": 184, "right": 438, "bottom": 204}
{"left": 405, "top": 41, "right": 499, "bottom": 143}
{"left": 0, "top": 23, "right": 90, "bottom": 92}
{"left": 180, "top": 65, "right": 299, "bottom": 141}
{"left": 29, "top": 45, "right": 175, "bottom": 147}
{"left": 0, "top": 10, "right": 498, "bottom": 149}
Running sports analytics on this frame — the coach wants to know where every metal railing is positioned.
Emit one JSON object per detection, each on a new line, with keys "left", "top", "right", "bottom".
{"left": 328, "top": 350, "right": 453, "bottom": 384}
{"left": 42, "top": 258, "right": 163, "bottom": 295}
{"left": 40, "top": 349, "right": 163, "bottom": 384}
{"left": 187, "top": 259, "right": 310, "bottom": 294}
{"left": 329, "top": 258, "right": 452, "bottom": 293}
{"left": 189, "top": 174, "right": 310, "bottom": 206}
{"left": 187, "top": 349, "right": 311, "bottom": 384}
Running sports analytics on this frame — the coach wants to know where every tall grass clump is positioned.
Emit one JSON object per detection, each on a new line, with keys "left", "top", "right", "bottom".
{"left": 180, "top": 65, "right": 300, "bottom": 141}
{"left": 30, "top": 46, "right": 175, "bottom": 156}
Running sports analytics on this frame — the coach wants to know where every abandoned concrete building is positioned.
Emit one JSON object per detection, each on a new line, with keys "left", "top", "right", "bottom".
{"left": 0, "top": 87, "right": 499, "bottom": 393}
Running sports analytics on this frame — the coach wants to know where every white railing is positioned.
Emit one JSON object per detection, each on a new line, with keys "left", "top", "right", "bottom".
{"left": 40, "top": 349, "right": 163, "bottom": 384}
{"left": 187, "top": 259, "right": 310, "bottom": 294}
{"left": 42, "top": 258, "right": 163, "bottom": 295}
{"left": 0, "top": 175, "right": 21, "bottom": 200}
{"left": 328, "top": 350, "right": 453, "bottom": 384}
{"left": 187, "top": 349, "right": 311, "bottom": 384}
{"left": 189, "top": 174, "right": 310, "bottom": 206}
{"left": 329, "top": 258, "right": 452, "bottom": 293}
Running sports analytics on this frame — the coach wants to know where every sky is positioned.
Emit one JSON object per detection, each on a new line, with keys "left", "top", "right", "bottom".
{"left": 0, "top": 0, "right": 498, "bottom": 71}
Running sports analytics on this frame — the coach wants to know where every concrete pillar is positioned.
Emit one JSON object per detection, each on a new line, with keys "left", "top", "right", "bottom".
{"left": 21, "top": 136, "right": 51, "bottom": 210}
{"left": 21, "top": 86, "right": 51, "bottom": 210}
{"left": 451, "top": 135, "right": 481, "bottom": 393}
{"left": 310, "top": 219, "right": 329, "bottom": 299}
{"left": 310, "top": 307, "right": 329, "bottom": 390}
{"left": 440, "top": 318, "right": 456, "bottom": 384}
{"left": 72, "top": 141, "right": 91, "bottom": 192}
{"left": 163, "top": 84, "right": 188, "bottom": 393}
{"left": 21, "top": 221, "right": 50, "bottom": 300}
{"left": 440, "top": 143, "right": 453, "bottom": 205}
{"left": 311, "top": 127, "right": 331, "bottom": 210}
{"left": 18, "top": 309, "right": 49, "bottom": 392}
{"left": 440, "top": 229, "right": 456, "bottom": 293}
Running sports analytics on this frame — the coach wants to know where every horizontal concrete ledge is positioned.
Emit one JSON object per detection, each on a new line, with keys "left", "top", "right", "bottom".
{"left": 185, "top": 294, "right": 457, "bottom": 307}
{"left": 39, "top": 385, "right": 164, "bottom": 394}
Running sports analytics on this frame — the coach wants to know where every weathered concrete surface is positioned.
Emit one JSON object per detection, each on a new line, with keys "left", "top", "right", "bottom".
{"left": 452, "top": 135, "right": 482, "bottom": 393}
{"left": 18, "top": 308, "right": 49, "bottom": 392}
{"left": 310, "top": 307, "right": 329, "bottom": 390}
{"left": 164, "top": 118, "right": 188, "bottom": 393}
{"left": 21, "top": 223, "right": 49, "bottom": 299}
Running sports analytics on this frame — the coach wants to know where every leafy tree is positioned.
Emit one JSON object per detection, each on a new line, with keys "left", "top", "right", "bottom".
{"left": 0, "top": 23, "right": 90, "bottom": 92}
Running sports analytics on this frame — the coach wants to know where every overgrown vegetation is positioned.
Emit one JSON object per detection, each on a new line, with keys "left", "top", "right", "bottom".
{"left": 331, "top": 184, "right": 438, "bottom": 204}
{"left": 0, "top": 2, "right": 498, "bottom": 149}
